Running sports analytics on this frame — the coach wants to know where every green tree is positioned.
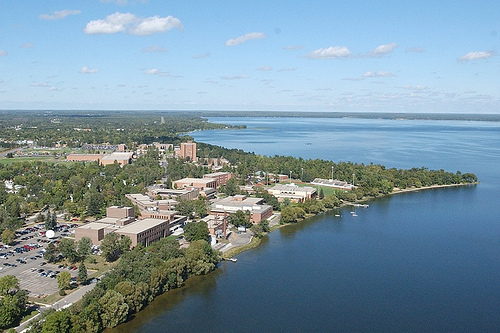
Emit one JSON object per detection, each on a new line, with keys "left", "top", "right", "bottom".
{"left": 98, "top": 290, "right": 129, "bottom": 328}
{"left": 4, "top": 196, "right": 20, "bottom": 219}
{"left": 78, "top": 263, "right": 88, "bottom": 285}
{"left": 228, "top": 210, "right": 252, "bottom": 228}
{"left": 100, "top": 233, "right": 131, "bottom": 262}
{"left": 319, "top": 188, "right": 325, "bottom": 199}
{"left": 220, "top": 177, "right": 238, "bottom": 196}
{"left": 84, "top": 190, "right": 105, "bottom": 217}
{"left": 0, "top": 275, "right": 27, "bottom": 329}
{"left": 322, "top": 195, "right": 341, "bottom": 208}
{"left": 183, "top": 221, "right": 209, "bottom": 242}
{"left": 280, "top": 206, "right": 306, "bottom": 224}
{"left": 44, "top": 210, "right": 57, "bottom": 230}
{"left": 183, "top": 240, "right": 220, "bottom": 276}
{"left": 70, "top": 301, "right": 102, "bottom": 333}
{"left": 57, "top": 271, "right": 71, "bottom": 292}
{"left": 119, "top": 235, "right": 132, "bottom": 253}
{"left": 77, "top": 237, "right": 93, "bottom": 261}
{"left": 58, "top": 238, "right": 79, "bottom": 263}
{"left": 44, "top": 242, "right": 58, "bottom": 263}
{"left": 41, "top": 310, "right": 71, "bottom": 333}
{"left": 1, "top": 229, "right": 15, "bottom": 245}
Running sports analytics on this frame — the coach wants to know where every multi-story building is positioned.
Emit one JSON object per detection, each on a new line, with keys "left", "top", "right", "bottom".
{"left": 173, "top": 177, "right": 217, "bottom": 190}
{"left": 75, "top": 206, "right": 177, "bottom": 247}
{"left": 210, "top": 195, "right": 273, "bottom": 224}
{"left": 176, "top": 141, "right": 197, "bottom": 162}
{"left": 203, "top": 172, "right": 233, "bottom": 188}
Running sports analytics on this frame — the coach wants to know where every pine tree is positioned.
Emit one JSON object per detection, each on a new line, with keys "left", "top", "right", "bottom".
{"left": 78, "top": 263, "right": 88, "bottom": 284}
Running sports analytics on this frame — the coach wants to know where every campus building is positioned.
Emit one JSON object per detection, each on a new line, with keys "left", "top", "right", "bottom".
{"left": 100, "top": 152, "right": 134, "bottom": 166}
{"left": 173, "top": 177, "right": 217, "bottom": 190}
{"left": 203, "top": 172, "right": 233, "bottom": 187}
{"left": 75, "top": 205, "right": 184, "bottom": 247}
{"left": 210, "top": 195, "right": 273, "bottom": 224}
{"left": 175, "top": 141, "right": 197, "bottom": 162}
{"left": 114, "top": 218, "right": 170, "bottom": 247}
{"left": 66, "top": 154, "right": 103, "bottom": 163}
{"left": 66, "top": 152, "right": 133, "bottom": 167}
{"left": 147, "top": 186, "right": 200, "bottom": 201}
{"left": 267, "top": 183, "right": 317, "bottom": 203}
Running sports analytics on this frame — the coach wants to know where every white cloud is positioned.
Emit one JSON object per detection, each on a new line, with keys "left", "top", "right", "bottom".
{"left": 307, "top": 46, "right": 351, "bottom": 59}
{"left": 284, "top": 45, "right": 303, "bottom": 50}
{"left": 277, "top": 67, "right": 297, "bottom": 72}
{"left": 0, "top": 50, "right": 7, "bottom": 56}
{"left": 84, "top": 12, "right": 135, "bottom": 34}
{"left": 144, "top": 68, "right": 160, "bottom": 75}
{"left": 458, "top": 51, "right": 494, "bottom": 61}
{"left": 20, "top": 43, "right": 34, "bottom": 49}
{"left": 80, "top": 66, "right": 99, "bottom": 74}
{"left": 369, "top": 43, "right": 398, "bottom": 56}
{"left": 225, "top": 32, "right": 266, "bottom": 46}
{"left": 142, "top": 45, "right": 167, "bottom": 53}
{"left": 84, "top": 12, "right": 182, "bottom": 35}
{"left": 39, "top": 10, "right": 81, "bottom": 20}
{"left": 129, "top": 15, "right": 183, "bottom": 35}
{"left": 220, "top": 75, "right": 249, "bottom": 80}
{"left": 362, "top": 71, "right": 395, "bottom": 77}
{"left": 258, "top": 66, "right": 272, "bottom": 71}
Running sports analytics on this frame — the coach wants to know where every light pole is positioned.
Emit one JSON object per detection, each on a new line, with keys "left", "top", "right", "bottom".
{"left": 331, "top": 166, "right": 334, "bottom": 181}
{"left": 289, "top": 170, "right": 292, "bottom": 183}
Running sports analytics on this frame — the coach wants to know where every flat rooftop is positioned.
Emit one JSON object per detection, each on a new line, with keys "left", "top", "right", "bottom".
{"left": 77, "top": 222, "right": 113, "bottom": 230}
{"left": 101, "top": 152, "right": 133, "bottom": 161}
{"left": 116, "top": 218, "right": 169, "bottom": 235}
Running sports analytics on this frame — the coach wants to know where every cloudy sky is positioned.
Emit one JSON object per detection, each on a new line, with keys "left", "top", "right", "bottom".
{"left": 0, "top": 0, "right": 498, "bottom": 113}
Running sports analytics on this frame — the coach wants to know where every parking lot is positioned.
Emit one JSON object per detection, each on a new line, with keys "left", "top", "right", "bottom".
{"left": 0, "top": 222, "right": 80, "bottom": 298}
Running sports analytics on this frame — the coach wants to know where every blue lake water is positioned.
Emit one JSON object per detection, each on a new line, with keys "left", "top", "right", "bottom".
{"left": 116, "top": 117, "right": 500, "bottom": 332}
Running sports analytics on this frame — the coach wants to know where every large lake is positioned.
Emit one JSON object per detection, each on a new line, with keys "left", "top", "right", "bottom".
{"left": 115, "top": 117, "right": 500, "bottom": 332}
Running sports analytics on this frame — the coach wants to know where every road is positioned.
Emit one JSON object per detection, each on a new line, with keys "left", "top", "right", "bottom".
{"left": 15, "top": 282, "right": 97, "bottom": 332}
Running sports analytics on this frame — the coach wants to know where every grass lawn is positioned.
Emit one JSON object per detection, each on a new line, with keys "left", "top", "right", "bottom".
{"left": 0, "top": 156, "right": 54, "bottom": 164}
{"left": 85, "top": 255, "right": 119, "bottom": 278}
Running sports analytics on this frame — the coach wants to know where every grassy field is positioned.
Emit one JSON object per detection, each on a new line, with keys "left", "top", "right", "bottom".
{"left": 0, "top": 156, "right": 55, "bottom": 164}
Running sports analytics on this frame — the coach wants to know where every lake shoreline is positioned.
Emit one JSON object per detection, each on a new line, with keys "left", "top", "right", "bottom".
{"left": 222, "top": 181, "right": 478, "bottom": 258}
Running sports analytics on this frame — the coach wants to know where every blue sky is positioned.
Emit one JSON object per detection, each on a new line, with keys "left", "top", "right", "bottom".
{"left": 0, "top": 0, "right": 498, "bottom": 113}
